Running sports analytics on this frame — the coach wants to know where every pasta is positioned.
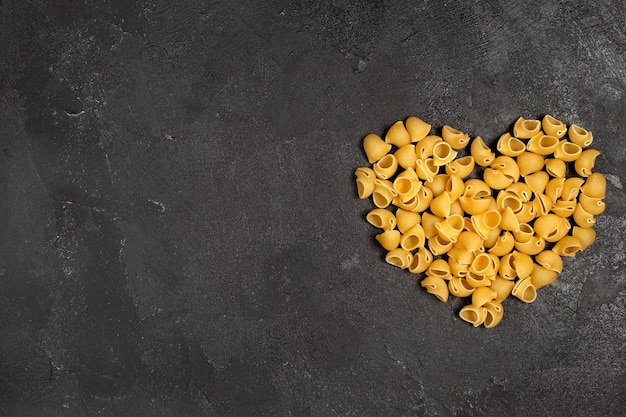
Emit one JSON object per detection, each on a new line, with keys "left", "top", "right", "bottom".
{"left": 355, "top": 115, "right": 606, "bottom": 329}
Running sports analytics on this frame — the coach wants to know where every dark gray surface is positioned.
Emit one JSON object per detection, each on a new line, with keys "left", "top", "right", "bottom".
{"left": 1, "top": 0, "right": 625, "bottom": 416}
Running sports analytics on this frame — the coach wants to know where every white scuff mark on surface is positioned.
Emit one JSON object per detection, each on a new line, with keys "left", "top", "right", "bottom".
{"left": 148, "top": 199, "right": 166, "bottom": 213}
{"left": 605, "top": 173, "right": 622, "bottom": 190}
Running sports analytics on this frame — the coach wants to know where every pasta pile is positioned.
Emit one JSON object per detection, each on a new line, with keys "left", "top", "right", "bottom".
{"left": 355, "top": 115, "right": 606, "bottom": 328}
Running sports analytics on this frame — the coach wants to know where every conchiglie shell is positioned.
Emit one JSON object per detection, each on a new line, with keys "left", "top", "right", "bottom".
{"left": 416, "top": 135, "right": 442, "bottom": 159}
{"left": 430, "top": 191, "right": 451, "bottom": 218}
{"left": 513, "top": 223, "right": 534, "bottom": 243}
{"left": 497, "top": 133, "right": 526, "bottom": 156}
{"left": 427, "top": 259, "right": 452, "bottom": 279}
{"left": 506, "top": 182, "right": 533, "bottom": 203}
{"left": 516, "top": 151, "right": 545, "bottom": 176}
{"left": 394, "top": 144, "right": 417, "bottom": 169}
{"left": 512, "top": 278, "right": 537, "bottom": 303}
{"left": 574, "top": 149, "right": 600, "bottom": 177}
{"left": 554, "top": 140, "right": 582, "bottom": 162}
{"left": 527, "top": 133, "right": 559, "bottom": 155}
{"left": 552, "top": 217, "right": 571, "bottom": 242}
{"left": 413, "top": 186, "right": 434, "bottom": 212}
{"left": 551, "top": 199, "right": 576, "bottom": 217}
{"left": 530, "top": 264, "right": 558, "bottom": 289}
{"left": 449, "top": 199, "right": 464, "bottom": 216}
{"left": 385, "top": 248, "right": 413, "bottom": 269}
{"left": 424, "top": 174, "right": 448, "bottom": 196}
{"left": 514, "top": 117, "right": 542, "bottom": 139}
{"left": 448, "top": 247, "right": 476, "bottom": 266}
{"left": 449, "top": 256, "right": 470, "bottom": 277}
{"left": 449, "top": 277, "right": 475, "bottom": 297}
{"left": 445, "top": 156, "right": 475, "bottom": 178}
{"left": 470, "top": 253, "right": 495, "bottom": 276}
{"left": 580, "top": 172, "right": 606, "bottom": 198}
{"left": 483, "top": 226, "right": 502, "bottom": 249}
{"left": 514, "top": 235, "right": 545, "bottom": 256}
{"left": 393, "top": 167, "right": 422, "bottom": 198}
{"left": 429, "top": 234, "right": 453, "bottom": 256}
{"left": 489, "top": 277, "right": 515, "bottom": 303}
{"left": 545, "top": 177, "right": 565, "bottom": 203}
{"left": 524, "top": 171, "right": 550, "bottom": 194}
{"left": 572, "top": 226, "right": 596, "bottom": 250}
{"left": 366, "top": 208, "right": 397, "bottom": 231}
{"left": 491, "top": 155, "right": 520, "bottom": 182}
{"left": 516, "top": 202, "right": 538, "bottom": 223}
{"left": 458, "top": 196, "right": 493, "bottom": 218}
{"left": 395, "top": 208, "right": 421, "bottom": 234}
{"left": 392, "top": 193, "right": 419, "bottom": 211}
{"left": 459, "top": 305, "right": 487, "bottom": 327}
{"left": 568, "top": 124, "right": 593, "bottom": 148}
{"left": 421, "top": 276, "right": 449, "bottom": 302}
{"left": 573, "top": 203, "right": 595, "bottom": 228}
{"left": 497, "top": 191, "right": 523, "bottom": 213}
{"left": 483, "top": 301, "right": 504, "bottom": 328}
{"left": 535, "top": 250, "right": 563, "bottom": 273}
{"left": 363, "top": 133, "right": 392, "bottom": 163}
{"left": 512, "top": 251, "right": 534, "bottom": 280}
{"left": 433, "top": 141, "right": 458, "bottom": 166}
{"left": 405, "top": 116, "right": 431, "bottom": 143}
{"left": 376, "top": 230, "right": 401, "bottom": 251}
{"left": 471, "top": 210, "right": 502, "bottom": 240}
{"left": 533, "top": 193, "right": 553, "bottom": 217}
{"left": 373, "top": 154, "right": 398, "bottom": 179}
{"left": 542, "top": 115, "right": 567, "bottom": 138}
{"left": 408, "top": 247, "right": 433, "bottom": 274}
{"left": 355, "top": 166, "right": 375, "bottom": 181}
{"left": 499, "top": 206, "right": 520, "bottom": 232}
{"left": 442, "top": 125, "right": 471, "bottom": 150}
{"left": 445, "top": 175, "right": 465, "bottom": 202}
{"left": 466, "top": 271, "right": 492, "bottom": 288}
{"left": 534, "top": 214, "right": 563, "bottom": 241}
{"left": 488, "top": 231, "right": 515, "bottom": 257}
{"left": 453, "top": 231, "right": 484, "bottom": 254}
{"left": 561, "top": 177, "right": 585, "bottom": 201}
{"left": 499, "top": 253, "right": 517, "bottom": 280}
{"left": 400, "top": 224, "right": 426, "bottom": 251}
{"left": 385, "top": 121, "right": 411, "bottom": 147}
{"left": 472, "top": 287, "right": 497, "bottom": 307}
{"left": 372, "top": 179, "right": 397, "bottom": 208}
{"left": 544, "top": 158, "right": 566, "bottom": 178}
{"left": 422, "top": 212, "right": 443, "bottom": 239}
{"left": 471, "top": 136, "right": 495, "bottom": 166}
{"left": 484, "top": 168, "right": 514, "bottom": 190}
{"left": 464, "top": 179, "right": 492, "bottom": 198}
{"left": 553, "top": 236, "right": 582, "bottom": 257}
{"left": 436, "top": 214, "right": 464, "bottom": 242}
{"left": 415, "top": 157, "right": 439, "bottom": 182}
{"left": 355, "top": 170, "right": 376, "bottom": 198}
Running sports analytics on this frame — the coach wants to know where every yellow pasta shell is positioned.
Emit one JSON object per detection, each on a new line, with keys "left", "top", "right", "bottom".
{"left": 512, "top": 251, "right": 534, "bottom": 279}
{"left": 572, "top": 226, "right": 596, "bottom": 251}
{"left": 524, "top": 171, "right": 549, "bottom": 194}
{"left": 445, "top": 156, "right": 475, "bottom": 178}
{"left": 550, "top": 199, "right": 576, "bottom": 218}
{"left": 452, "top": 231, "right": 483, "bottom": 254}
{"left": 470, "top": 253, "right": 495, "bottom": 275}
{"left": 512, "top": 277, "right": 537, "bottom": 303}
{"left": 472, "top": 287, "right": 497, "bottom": 307}
{"left": 496, "top": 191, "right": 523, "bottom": 213}
{"left": 436, "top": 214, "right": 464, "bottom": 243}
{"left": 424, "top": 174, "right": 448, "bottom": 196}
{"left": 574, "top": 149, "right": 600, "bottom": 177}
{"left": 376, "top": 230, "right": 401, "bottom": 251}
{"left": 544, "top": 158, "right": 566, "bottom": 178}
{"left": 449, "top": 277, "right": 475, "bottom": 297}
{"left": 489, "top": 277, "right": 515, "bottom": 303}
{"left": 427, "top": 259, "right": 452, "bottom": 279}
{"left": 408, "top": 247, "right": 433, "bottom": 274}
{"left": 573, "top": 203, "right": 595, "bottom": 228}
{"left": 394, "top": 144, "right": 417, "bottom": 169}
{"left": 373, "top": 154, "right": 398, "bottom": 179}
{"left": 430, "top": 191, "right": 452, "bottom": 218}
{"left": 488, "top": 231, "right": 515, "bottom": 257}
{"left": 527, "top": 133, "right": 559, "bottom": 155}
{"left": 568, "top": 124, "right": 593, "bottom": 148}
{"left": 463, "top": 179, "right": 492, "bottom": 198}
{"left": 385, "top": 120, "right": 411, "bottom": 147}
{"left": 533, "top": 191, "right": 553, "bottom": 216}
{"left": 514, "top": 235, "right": 545, "bottom": 256}
{"left": 385, "top": 248, "right": 413, "bottom": 269}
{"left": 535, "top": 250, "right": 563, "bottom": 273}
{"left": 433, "top": 141, "right": 458, "bottom": 166}
{"left": 459, "top": 305, "right": 487, "bottom": 327}
{"left": 534, "top": 214, "right": 563, "bottom": 241}
{"left": 484, "top": 301, "right": 504, "bottom": 328}
{"left": 516, "top": 151, "right": 545, "bottom": 176}
{"left": 484, "top": 168, "right": 514, "bottom": 190}
{"left": 448, "top": 256, "right": 470, "bottom": 277}
{"left": 444, "top": 175, "right": 464, "bottom": 202}
{"left": 580, "top": 172, "right": 606, "bottom": 198}
{"left": 413, "top": 186, "right": 434, "bottom": 212}
{"left": 483, "top": 226, "right": 502, "bottom": 249}
{"left": 449, "top": 199, "right": 464, "bottom": 216}
{"left": 471, "top": 210, "right": 502, "bottom": 240}
{"left": 395, "top": 208, "right": 421, "bottom": 234}
{"left": 422, "top": 212, "right": 443, "bottom": 239}
{"left": 429, "top": 234, "right": 453, "bottom": 256}
{"left": 355, "top": 173, "right": 375, "bottom": 198}
{"left": 554, "top": 140, "right": 582, "bottom": 162}
{"left": 400, "top": 224, "right": 427, "bottom": 251}
{"left": 515, "top": 202, "right": 537, "bottom": 223}
{"left": 513, "top": 223, "right": 534, "bottom": 243}
{"left": 421, "top": 276, "right": 449, "bottom": 302}
{"left": 578, "top": 194, "right": 606, "bottom": 216}
{"left": 372, "top": 179, "right": 397, "bottom": 208}
{"left": 513, "top": 117, "right": 542, "bottom": 139}
{"left": 545, "top": 177, "right": 565, "bottom": 202}
{"left": 442, "top": 125, "right": 471, "bottom": 150}
{"left": 561, "top": 177, "right": 584, "bottom": 201}
{"left": 393, "top": 167, "right": 421, "bottom": 198}
{"left": 500, "top": 206, "right": 520, "bottom": 232}
{"left": 498, "top": 253, "right": 517, "bottom": 280}
{"left": 491, "top": 156, "right": 520, "bottom": 182}
{"left": 530, "top": 264, "right": 558, "bottom": 289}
{"left": 505, "top": 182, "right": 533, "bottom": 203}
{"left": 497, "top": 133, "right": 526, "bottom": 156}
{"left": 405, "top": 116, "right": 431, "bottom": 143}
{"left": 363, "top": 133, "right": 392, "bottom": 163}
{"left": 366, "top": 208, "right": 397, "bottom": 231}
{"left": 542, "top": 115, "right": 567, "bottom": 138}
{"left": 552, "top": 236, "right": 582, "bottom": 257}
{"left": 415, "top": 135, "right": 442, "bottom": 159}
{"left": 415, "top": 157, "right": 439, "bottom": 182}
{"left": 392, "top": 193, "right": 419, "bottom": 211}
{"left": 466, "top": 271, "right": 492, "bottom": 288}
{"left": 471, "top": 136, "right": 495, "bottom": 167}
{"left": 448, "top": 246, "right": 476, "bottom": 266}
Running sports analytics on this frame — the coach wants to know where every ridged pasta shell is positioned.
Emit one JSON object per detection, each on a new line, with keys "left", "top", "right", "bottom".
{"left": 574, "top": 149, "right": 600, "bottom": 177}
{"left": 415, "top": 157, "right": 439, "bottom": 182}
{"left": 550, "top": 200, "right": 575, "bottom": 218}
{"left": 530, "top": 264, "right": 558, "bottom": 289}
{"left": 459, "top": 305, "right": 487, "bottom": 327}
{"left": 491, "top": 156, "right": 520, "bottom": 182}
{"left": 534, "top": 214, "right": 563, "bottom": 241}
{"left": 376, "top": 230, "right": 401, "bottom": 251}
{"left": 515, "top": 202, "right": 537, "bottom": 223}
{"left": 449, "top": 256, "right": 470, "bottom": 277}
{"left": 472, "top": 287, "right": 497, "bottom": 307}
{"left": 532, "top": 193, "right": 553, "bottom": 217}
{"left": 554, "top": 140, "right": 582, "bottom": 162}
{"left": 392, "top": 193, "right": 419, "bottom": 211}
{"left": 421, "top": 276, "right": 449, "bottom": 302}
{"left": 453, "top": 231, "right": 483, "bottom": 254}
{"left": 544, "top": 158, "right": 566, "bottom": 178}
{"left": 385, "top": 121, "right": 411, "bottom": 147}
{"left": 471, "top": 210, "right": 502, "bottom": 240}
{"left": 424, "top": 174, "right": 448, "bottom": 196}
{"left": 372, "top": 179, "right": 397, "bottom": 208}
{"left": 580, "top": 172, "right": 606, "bottom": 198}
{"left": 449, "top": 276, "right": 475, "bottom": 297}
{"left": 484, "top": 301, "right": 504, "bottom": 328}
{"left": 572, "top": 226, "right": 596, "bottom": 250}
{"left": 429, "top": 234, "right": 453, "bottom": 256}
{"left": 433, "top": 141, "right": 458, "bottom": 166}
{"left": 542, "top": 115, "right": 567, "bottom": 138}
{"left": 422, "top": 212, "right": 443, "bottom": 239}
{"left": 499, "top": 206, "right": 520, "bottom": 232}
{"left": 568, "top": 124, "right": 593, "bottom": 148}
{"left": 355, "top": 168, "right": 376, "bottom": 198}
{"left": 488, "top": 231, "right": 515, "bottom": 257}
{"left": 513, "top": 117, "right": 542, "bottom": 139}
{"left": 535, "top": 250, "right": 563, "bottom": 273}
{"left": 427, "top": 259, "right": 452, "bottom": 279}
{"left": 405, "top": 116, "right": 431, "bottom": 143}
{"left": 497, "top": 133, "right": 526, "bottom": 156}
{"left": 516, "top": 151, "right": 545, "bottom": 176}
{"left": 430, "top": 191, "right": 452, "bottom": 218}
{"left": 448, "top": 246, "right": 476, "bottom": 265}
{"left": 527, "top": 133, "right": 559, "bottom": 155}
{"left": 512, "top": 277, "right": 537, "bottom": 303}
{"left": 408, "top": 247, "right": 433, "bottom": 274}
{"left": 363, "top": 134, "right": 391, "bottom": 164}
{"left": 512, "top": 251, "right": 534, "bottom": 279}
{"left": 470, "top": 253, "right": 494, "bottom": 275}
{"left": 394, "top": 144, "right": 417, "bottom": 169}
{"left": 514, "top": 235, "right": 545, "bottom": 256}
{"left": 413, "top": 186, "right": 433, "bottom": 212}
{"left": 466, "top": 270, "right": 492, "bottom": 288}
{"left": 436, "top": 214, "right": 464, "bottom": 243}
{"left": 366, "top": 208, "right": 397, "bottom": 231}
{"left": 513, "top": 223, "right": 534, "bottom": 243}
{"left": 497, "top": 191, "right": 523, "bottom": 213}
{"left": 561, "top": 177, "right": 584, "bottom": 201}
{"left": 552, "top": 236, "right": 582, "bottom": 257}
{"left": 483, "top": 226, "right": 502, "bottom": 249}
{"left": 484, "top": 168, "right": 514, "bottom": 190}
{"left": 524, "top": 171, "right": 549, "bottom": 194}
{"left": 373, "top": 154, "right": 398, "bottom": 179}
{"left": 545, "top": 177, "right": 565, "bottom": 202}
{"left": 416, "top": 135, "right": 442, "bottom": 159}
{"left": 442, "top": 125, "right": 471, "bottom": 150}
{"left": 489, "top": 278, "right": 515, "bottom": 303}
{"left": 471, "top": 136, "right": 495, "bottom": 166}
{"left": 393, "top": 168, "right": 422, "bottom": 198}
{"left": 498, "top": 253, "right": 517, "bottom": 280}
{"left": 505, "top": 182, "right": 533, "bottom": 203}
{"left": 445, "top": 156, "right": 475, "bottom": 178}
{"left": 573, "top": 203, "right": 595, "bottom": 228}
{"left": 395, "top": 208, "right": 421, "bottom": 234}
{"left": 400, "top": 224, "right": 427, "bottom": 251}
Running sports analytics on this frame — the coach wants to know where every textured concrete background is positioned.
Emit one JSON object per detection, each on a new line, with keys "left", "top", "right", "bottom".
{"left": 0, "top": 0, "right": 624, "bottom": 416}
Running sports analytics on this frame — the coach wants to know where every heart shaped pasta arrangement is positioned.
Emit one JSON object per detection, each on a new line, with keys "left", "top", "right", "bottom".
{"left": 355, "top": 115, "right": 606, "bottom": 328}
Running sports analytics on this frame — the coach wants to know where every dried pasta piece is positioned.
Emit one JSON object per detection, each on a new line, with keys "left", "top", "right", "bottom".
{"left": 422, "top": 212, "right": 444, "bottom": 239}
{"left": 442, "top": 125, "right": 471, "bottom": 150}
{"left": 568, "top": 124, "right": 593, "bottom": 148}
{"left": 500, "top": 206, "right": 521, "bottom": 232}
{"left": 453, "top": 231, "right": 483, "bottom": 254}
{"left": 470, "top": 253, "right": 495, "bottom": 275}
{"left": 574, "top": 149, "right": 600, "bottom": 177}
{"left": 376, "top": 230, "right": 401, "bottom": 250}
{"left": 429, "top": 234, "right": 454, "bottom": 256}
{"left": 552, "top": 235, "right": 582, "bottom": 257}
{"left": 385, "top": 121, "right": 411, "bottom": 147}
{"left": 416, "top": 135, "right": 443, "bottom": 159}
{"left": 573, "top": 203, "right": 595, "bottom": 228}
{"left": 392, "top": 193, "right": 419, "bottom": 211}
{"left": 578, "top": 194, "right": 606, "bottom": 215}
{"left": 497, "top": 191, "right": 523, "bottom": 213}
{"left": 363, "top": 133, "right": 392, "bottom": 163}
{"left": 489, "top": 277, "right": 515, "bottom": 302}
{"left": 449, "top": 276, "right": 475, "bottom": 297}
{"left": 471, "top": 136, "right": 496, "bottom": 166}
{"left": 513, "top": 117, "right": 541, "bottom": 139}
{"left": 463, "top": 179, "right": 492, "bottom": 198}
{"left": 506, "top": 182, "right": 533, "bottom": 203}
{"left": 400, "top": 224, "right": 426, "bottom": 251}
{"left": 542, "top": 115, "right": 567, "bottom": 138}
{"left": 415, "top": 157, "right": 439, "bottom": 182}
{"left": 512, "top": 251, "right": 534, "bottom": 279}
{"left": 551, "top": 199, "right": 576, "bottom": 217}
{"left": 458, "top": 196, "right": 491, "bottom": 216}
{"left": 430, "top": 191, "right": 452, "bottom": 218}
{"left": 445, "top": 156, "right": 475, "bottom": 178}
{"left": 534, "top": 214, "right": 564, "bottom": 241}
{"left": 513, "top": 223, "right": 534, "bottom": 243}
{"left": 545, "top": 177, "right": 565, "bottom": 202}
{"left": 527, "top": 133, "right": 559, "bottom": 155}
{"left": 424, "top": 174, "right": 448, "bottom": 196}
{"left": 524, "top": 171, "right": 550, "bottom": 194}
{"left": 535, "top": 250, "right": 563, "bottom": 273}
{"left": 427, "top": 259, "right": 452, "bottom": 279}
{"left": 435, "top": 214, "right": 464, "bottom": 243}
{"left": 366, "top": 208, "right": 397, "bottom": 231}
{"left": 393, "top": 168, "right": 421, "bottom": 198}
{"left": 530, "top": 264, "right": 558, "bottom": 289}
{"left": 421, "top": 276, "right": 449, "bottom": 302}
{"left": 554, "top": 140, "right": 582, "bottom": 162}
{"left": 433, "top": 141, "right": 458, "bottom": 166}
{"left": 459, "top": 305, "right": 487, "bottom": 327}
{"left": 413, "top": 186, "right": 434, "bottom": 212}
{"left": 498, "top": 253, "right": 517, "bottom": 280}
{"left": 465, "top": 270, "right": 493, "bottom": 288}
{"left": 448, "top": 256, "right": 470, "bottom": 277}
{"left": 516, "top": 201, "right": 538, "bottom": 223}
{"left": 484, "top": 168, "right": 514, "bottom": 190}
{"left": 394, "top": 144, "right": 417, "bottom": 169}
{"left": 561, "top": 177, "right": 585, "bottom": 201}
{"left": 580, "top": 172, "right": 606, "bottom": 198}
{"left": 544, "top": 158, "right": 566, "bottom": 178}
{"left": 448, "top": 247, "right": 475, "bottom": 267}
{"left": 517, "top": 151, "right": 545, "bottom": 176}
{"left": 355, "top": 167, "right": 376, "bottom": 199}
{"left": 514, "top": 235, "right": 545, "bottom": 256}
{"left": 532, "top": 192, "right": 553, "bottom": 217}
{"left": 372, "top": 179, "right": 397, "bottom": 208}
{"left": 491, "top": 155, "right": 521, "bottom": 182}
{"left": 385, "top": 248, "right": 413, "bottom": 269}
{"left": 373, "top": 154, "right": 398, "bottom": 179}
{"left": 488, "top": 231, "right": 515, "bottom": 256}
{"left": 572, "top": 226, "right": 596, "bottom": 250}
{"left": 405, "top": 116, "right": 431, "bottom": 142}
{"left": 472, "top": 287, "right": 497, "bottom": 307}
{"left": 471, "top": 210, "right": 502, "bottom": 240}
{"left": 497, "top": 133, "right": 526, "bottom": 156}
{"left": 445, "top": 175, "right": 465, "bottom": 202}
{"left": 395, "top": 209, "right": 421, "bottom": 234}
{"left": 408, "top": 248, "right": 433, "bottom": 274}
{"left": 484, "top": 301, "right": 504, "bottom": 328}
{"left": 483, "top": 226, "right": 502, "bottom": 249}
{"left": 512, "top": 278, "right": 537, "bottom": 303}
{"left": 449, "top": 199, "right": 464, "bottom": 216}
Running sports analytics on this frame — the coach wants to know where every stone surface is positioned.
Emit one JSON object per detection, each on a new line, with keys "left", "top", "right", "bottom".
{"left": 0, "top": 0, "right": 624, "bottom": 415}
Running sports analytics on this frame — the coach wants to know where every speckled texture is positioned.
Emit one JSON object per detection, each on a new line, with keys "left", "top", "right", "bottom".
{"left": 0, "top": 0, "right": 624, "bottom": 416}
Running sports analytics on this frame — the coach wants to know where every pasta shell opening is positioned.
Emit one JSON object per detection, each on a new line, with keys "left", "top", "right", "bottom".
{"left": 497, "top": 133, "right": 526, "bottom": 156}
{"left": 471, "top": 253, "right": 492, "bottom": 275}
{"left": 366, "top": 209, "right": 396, "bottom": 231}
{"left": 459, "top": 305, "right": 487, "bottom": 327}
{"left": 528, "top": 134, "right": 559, "bottom": 155}
{"left": 449, "top": 277, "right": 475, "bottom": 297}
{"left": 385, "top": 248, "right": 412, "bottom": 269}
{"left": 433, "top": 142, "right": 458, "bottom": 166}
{"left": 484, "top": 302, "right": 504, "bottom": 328}
{"left": 512, "top": 278, "right": 537, "bottom": 303}
{"left": 513, "top": 117, "right": 541, "bottom": 139}
{"left": 568, "top": 124, "right": 593, "bottom": 147}
{"left": 574, "top": 149, "right": 600, "bottom": 177}
{"left": 356, "top": 177, "right": 375, "bottom": 199}
{"left": 542, "top": 115, "right": 567, "bottom": 138}
{"left": 472, "top": 287, "right": 497, "bottom": 307}
{"left": 555, "top": 141, "right": 582, "bottom": 162}
{"left": 446, "top": 156, "right": 475, "bottom": 178}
